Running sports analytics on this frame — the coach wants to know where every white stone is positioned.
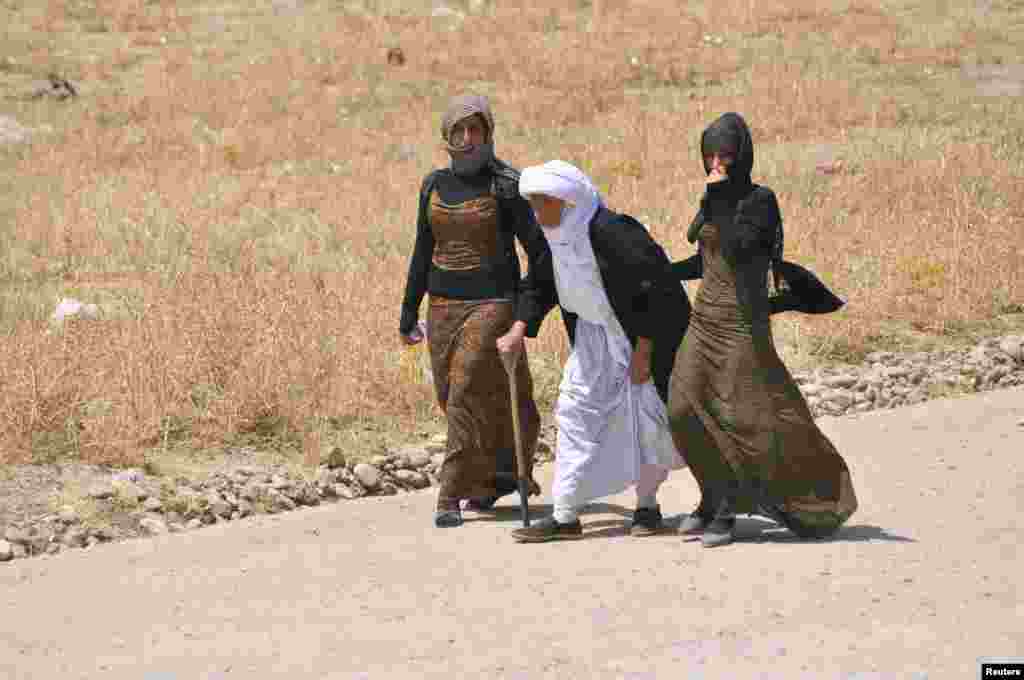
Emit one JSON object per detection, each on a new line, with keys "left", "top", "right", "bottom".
{"left": 0, "top": 115, "right": 31, "bottom": 145}
{"left": 0, "top": 540, "right": 13, "bottom": 561}
{"left": 138, "top": 516, "right": 168, "bottom": 535}
{"left": 51, "top": 297, "right": 101, "bottom": 324}
{"left": 353, "top": 463, "right": 381, "bottom": 490}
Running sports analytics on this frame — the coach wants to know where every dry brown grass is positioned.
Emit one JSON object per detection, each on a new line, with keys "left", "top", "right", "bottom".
{"left": 1, "top": 0, "right": 1022, "bottom": 465}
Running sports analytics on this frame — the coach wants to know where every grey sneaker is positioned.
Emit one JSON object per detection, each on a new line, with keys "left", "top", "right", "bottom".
{"left": 701, "top": 516, "right": 736, "bottom": 548}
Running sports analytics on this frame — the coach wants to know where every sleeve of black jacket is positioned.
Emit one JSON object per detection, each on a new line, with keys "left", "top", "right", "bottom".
{"left": 590, "top": 214, "right": 679, "bottom": 341}
{"left": 707, "top": 183, "right": 781, "bottom": 259}
{"left": 508, "top": 195, "right": 559, "bottom": 338}
{"left": 399, "top": 174, "right": 436, "bottom": 335}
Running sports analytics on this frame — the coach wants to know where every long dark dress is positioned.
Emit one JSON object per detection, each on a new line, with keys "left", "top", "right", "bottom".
{"left": 667, "top": 113, "right": 857, "bottom": 538}
{"left": 400, "top": 161, "right": 549, "bottom": 508}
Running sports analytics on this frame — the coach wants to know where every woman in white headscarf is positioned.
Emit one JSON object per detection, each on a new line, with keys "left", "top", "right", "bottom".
{"left": 499, "top": 161, "right": 691, "bottom": 542}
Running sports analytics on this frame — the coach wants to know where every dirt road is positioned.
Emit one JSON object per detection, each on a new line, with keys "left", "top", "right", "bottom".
{"left": 2, "top": 387, "right": 1022, "bottom": 680}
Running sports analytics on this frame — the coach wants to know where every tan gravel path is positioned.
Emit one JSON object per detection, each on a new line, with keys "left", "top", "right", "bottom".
{"left": 2, "top": 387, "right": 1022, "bottom": 680}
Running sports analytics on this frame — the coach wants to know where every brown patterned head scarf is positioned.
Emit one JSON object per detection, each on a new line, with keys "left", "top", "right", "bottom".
{"left": 441, "top": 94, "right": 496, "bottom": 176}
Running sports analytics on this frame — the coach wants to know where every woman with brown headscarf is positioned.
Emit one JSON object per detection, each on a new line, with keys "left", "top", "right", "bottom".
{"left": 399, "top": 94, "right": 550, "bottom": 528}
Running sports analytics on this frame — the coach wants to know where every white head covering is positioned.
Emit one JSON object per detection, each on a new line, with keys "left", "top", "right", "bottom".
{"left": 518, "top": 160, "right": 602, "bottom": 245}
{"left": 519, "top": 161, "right": 619, "bottom": 329}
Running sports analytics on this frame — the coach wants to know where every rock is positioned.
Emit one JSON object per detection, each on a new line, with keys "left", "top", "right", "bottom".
{"left": 241, "top": 483, "right": 263, "bottom": 502}
{"left": 270, "top": 476, "right": 291, "bottom": 491}
{"left": 267, "top": 489, "right": 296, "bottom": 512}
{"left": 85, "top": 536, "right": 102, "bottom": 549}
{"left": 0, "top": 115, "right": 31, "bottom": 145}
{"left": 315, "top": 466, "right": 339, "bottom": 489}
{"left": 999, "top": 337, "right": 1024, "bottom": 363}
{"left": 12, "top": 543, "right": 28, "bottom": 559}
{"left": 393, "top": 469, "right": 430, "bottom": 489}
{"left": 404, "top": 448, "right": 432, "bottom": 468}
{"left": 0, "top": 540, "right": 12, "bottom": 561}
{"left": 866, "top": 351, "right": 895, "bottom": 363}
{"left": 88, "top": 484, "right": 114, "bottom": 500}
{"left": 185, "top": 518, "right": 203, "bottom": 530}
{"left": 824, "top": 374, "right": 858, "bottom": 389}
{"left": 51, "top": 297, "right": 101, "bottom": 324}
{"left": 1017, "top": 418, "right": 1024, "bottom": 428}
{"left": 325, "top": 447, "right": 347, "bottom": 469}
{"left": 137, "top": 518, "right": 166, "bottom": 540}
{"left": 386, "top": 46, "right": 406, "bottom": 67}
{"left": 985, "top": 367, "right": 1010, "bottom": 386}
{"left": 4, "top": 527, "right": 31, "bottom": 545}
{"left": 236, "top": 500, "right": 254, "bottom": 517}
{"left": 884, "top": 366, "right": 910, "bottom": 379}
{"left": 112, "top": 468, "right": 145, "bottom": 483}
{"left": 333, "top": 484, "right": 360, "bottom": 500}
{"left": 114, "top": 481, "right": 148, "bottom": 502}
{"left": 62, "top": 528, "right": 88, "bottom": 548}
{"left": 801, "top": 383, "right": 825, "bottom": 397}
{"left": 430, "top": 453, "right": 446, "bottom": 467}
{"left": 23, "top": 74, "right": 77, "bottom": 101}
{"left": 206, "top": 494, "right": 232, "bottom": 519}
{"left": 91, "top": 526, "right": 118, "bottom": 542}
{"left": 823, "top": 390, "right": 853, "bottom": 410}
{"left": 353, "top": 463, "right": 381, "bottom": 490}
{"left": 45, "top": 543, "right": 60, "bottom": 556}
{"left": 431, "top": 5, "right": 466, "bottom": 20}
{"left": 968, "top": 345, "right": 994, "bottom": 364}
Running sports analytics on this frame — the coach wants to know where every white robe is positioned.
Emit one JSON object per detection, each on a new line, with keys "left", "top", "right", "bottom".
{"left": 519, "top": 160, "right": 685, "bottom": 508}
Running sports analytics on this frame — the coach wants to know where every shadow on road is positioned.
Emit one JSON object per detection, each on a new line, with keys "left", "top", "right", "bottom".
{"left": 465, "top": 504, "right": 914, "bottom": 544}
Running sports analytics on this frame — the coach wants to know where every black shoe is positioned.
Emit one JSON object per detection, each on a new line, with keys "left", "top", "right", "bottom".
{"left": 679, "top": 501, "right": 713, "bottom": 537}
{"left": 630, "top": 505, "right": 665, "bottom": 537}
{"left": 434, "top": 509, "right": 463, "bottom": 528}
{"left": 701, "top": 497, "right": 737, "bottom": 548}
{"left": 512, "top": 516, "right": 584, "bottom": 543}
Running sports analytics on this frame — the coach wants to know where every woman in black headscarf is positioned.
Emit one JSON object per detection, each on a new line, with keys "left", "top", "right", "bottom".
{"left": 668, "top": 112, "right": 858, "bottom": 547}
{"left": 399, "top": 94, "right": 549, "bottom": 528}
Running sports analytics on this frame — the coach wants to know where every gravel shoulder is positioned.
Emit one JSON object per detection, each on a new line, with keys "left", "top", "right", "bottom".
{"left": 1, "top": 386, "right": 1022, "bottom": 679}
{"left": 2, "top": 333, "right": 1022, "bottom": 566}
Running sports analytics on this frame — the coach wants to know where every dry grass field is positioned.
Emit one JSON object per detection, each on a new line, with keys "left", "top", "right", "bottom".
{"left": 0, "top": 0, "right": 1022, "bottom": 468}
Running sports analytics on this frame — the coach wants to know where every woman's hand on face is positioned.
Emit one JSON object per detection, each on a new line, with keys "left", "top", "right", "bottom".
{"left": 706, "top": 168, "right": 728, "bottom": 184}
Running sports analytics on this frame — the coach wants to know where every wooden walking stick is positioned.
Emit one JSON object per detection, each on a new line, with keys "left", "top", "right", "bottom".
{"left": 500, "top": 348, "right": 531, "bottom": 528}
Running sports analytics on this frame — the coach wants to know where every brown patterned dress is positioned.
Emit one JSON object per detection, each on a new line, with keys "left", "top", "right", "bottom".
{"left": 401, "top": 166, "right": 548, "bottom": 513}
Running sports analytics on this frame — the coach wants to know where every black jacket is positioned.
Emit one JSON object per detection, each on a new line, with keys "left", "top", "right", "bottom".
{"left": 517, "top": 206, "right": 691, "bottom": 403}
